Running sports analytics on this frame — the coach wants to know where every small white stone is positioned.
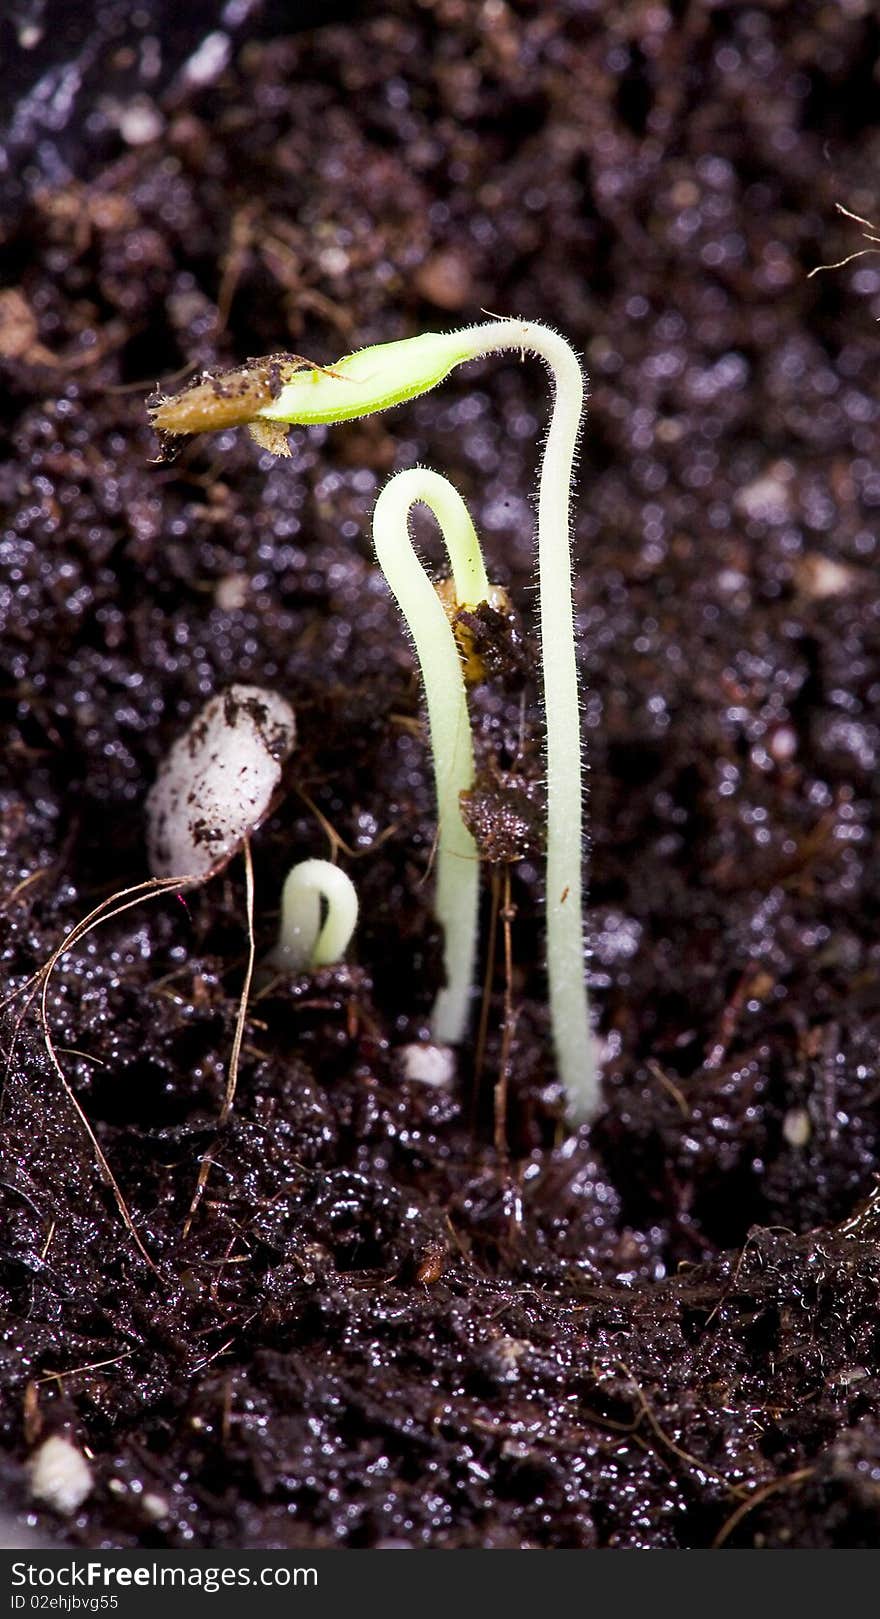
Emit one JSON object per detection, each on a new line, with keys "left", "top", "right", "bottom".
{"left": 716, "top": 567, "right": 749, "bottom": 596}
{"left": 769, "top": 725, "right": 798, "bottom": 764}
{"left": 318, "top": 247, "right": 350, "bottom": 278}
{"left": 836, "top": 1366, "right": 868, "bottom": 1387}
{"left": 735, "top": 464, "right": 793, "bottom": 523}
{"left": 485, "top": 1336, "right": 528, "bottom": 1381}
{"left": 181, "top": 31, "right": 231, "bottom": 87}
{"left": 28, "top": 1436, "right": 93, "bottom": 1516}
{"left": 398, "top": 1043, "right": 455, "bottom": 1088}
{"left": 797, "top": 553, "right": 856, "bottom": 600}
{"left": 782, "top": 1106, "right": 811, "bottom": 1148}
{"left": 116, "top": 98, "right": 164, "bottom": 147}
{"left": 214, "top": 573, "right": 249, "bottom": 612}
{"left": 147, "top": 685, "right": 296, "bottom": 879}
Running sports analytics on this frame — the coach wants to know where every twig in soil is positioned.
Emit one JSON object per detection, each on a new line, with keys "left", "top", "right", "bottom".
{"left": 189, "top": 1336, "right": 240, "bottom": 1374}
{"left": 712, "top": 1467, "right": 815, "bottom": 1548}
{"left": 702, "top": 1223, "right": 795, "bottom": 1329}
{"left": 221, "top": 834, "right": 255, "bottom": 1129}
{"left": 704, "top": 960, "right": 761, "bottom": 1069}
{"left": 0, "top": 1178, "right": 46, "bottom": 1219}
{"left": 0, "top": 875, "right": 200, "bottom": 1022}
{"left": 472, "top": 867, "right": 502, "bottom": 1122}
{"left": 2, "top": 874, "right": 205, "bottom": 1279}
{"left": 616, "top": 1359, "right": 745, "bottom": 1496}
{"left": 808, "top": 203, "right": 880, "bottom": 279}
{"left": 210, "top": 1229, "right": 253, "bottom": 1309}
{"left": 646, "top": 1058, "right": 690, "bottom": 1117}
{"left": 294, "top": 784, "right": 399, "bottom": 862}
{"left": 216, "top": 204, "right": 257, "bottom": 333}
{"left": 0, "top": 865, "right": 55, "bottom": 912}
{"left": 39, "top": 1220, "right": 56, "bottom": 1262}
{"left": 184, "top": 835, "right": 256, "bottom": 1236}
{"left": 493, "top": 866, "right": 518, "bottom": 1160}
{"left": 35, "top": 1350, "right": 135, "bottom": 1389}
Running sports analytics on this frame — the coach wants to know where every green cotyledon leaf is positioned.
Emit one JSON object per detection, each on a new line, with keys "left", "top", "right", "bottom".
{"left": 257, "top": 330, "right": 478, "bottom": 425}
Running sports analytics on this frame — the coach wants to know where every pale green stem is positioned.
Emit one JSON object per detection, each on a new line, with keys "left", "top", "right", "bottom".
{"left": 372, "top": 468, "right": 485, "bottom": 1044}
{"left": 261, "top": 318, "right": 597, "bottom": 1121}
{"left": 457, "top": 323, "right": 595, "bottom": 1122}
{"left": 268, "top": 859, "right": 358, "bottom": 973}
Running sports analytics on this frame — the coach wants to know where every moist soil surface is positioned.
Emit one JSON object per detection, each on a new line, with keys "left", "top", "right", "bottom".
{"left": 2, "top": 0, "right": 880, "bottom": 1551}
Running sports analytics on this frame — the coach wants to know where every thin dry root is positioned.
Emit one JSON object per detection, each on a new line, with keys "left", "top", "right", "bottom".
{"left": 183, "top": 836, "right": 256, "bottom": 1237}
{"left": 4, "top": 876, "right": 204, "bottom": 1280}
{"left": 809, "top": 202, "right": 880, "bottom": 278}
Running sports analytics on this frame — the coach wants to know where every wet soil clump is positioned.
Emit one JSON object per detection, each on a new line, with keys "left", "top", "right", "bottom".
{"left": 2, "top": 0, "right": 880, "bottom": 1549}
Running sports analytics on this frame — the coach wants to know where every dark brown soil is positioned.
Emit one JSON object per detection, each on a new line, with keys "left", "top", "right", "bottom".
{"left": 3, "top": 0, "right": 880, "bottom": 1550}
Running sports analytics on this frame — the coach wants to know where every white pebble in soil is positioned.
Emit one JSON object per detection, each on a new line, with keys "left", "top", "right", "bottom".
{"left": 398, "top": 1043, "right": 456, "bottom": 1089}
{"left": 28, "top": 1436, "right": 93, "bottom": 1517}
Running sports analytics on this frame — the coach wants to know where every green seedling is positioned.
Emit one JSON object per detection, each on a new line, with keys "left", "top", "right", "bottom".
{"left": 268, "top": 858, "right": 359, "bottom": 973}
{"left": 373, "top": 467, "right": 490, "bottom": 1044}
{"left": 150, "top": 317, "right": 598, "bottom": 1122}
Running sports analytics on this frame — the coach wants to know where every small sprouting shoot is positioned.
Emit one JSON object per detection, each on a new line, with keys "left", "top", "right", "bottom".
{"left": 266, "top": 858, "right": 359, "bottom": 974}
{"left": 146, "top": 684, "right": 297, "bottom": 880}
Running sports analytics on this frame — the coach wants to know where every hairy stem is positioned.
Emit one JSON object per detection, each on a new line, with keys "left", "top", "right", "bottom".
{"left": 372, "top": 468, "right": 486, "bottom": 1044}
{"left": 454, "top": 322, "right": 595, "bottom": 1121}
